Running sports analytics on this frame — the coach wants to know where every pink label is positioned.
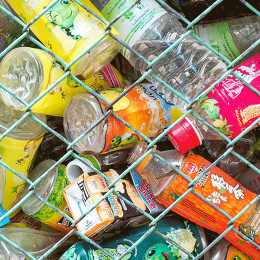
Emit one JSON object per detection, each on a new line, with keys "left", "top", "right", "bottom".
{"left": 197, "top": 53, "right": 260, "bottom": 139}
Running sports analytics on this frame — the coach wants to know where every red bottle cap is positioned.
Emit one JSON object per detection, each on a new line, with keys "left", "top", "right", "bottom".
{"left": 167, "top": 118, "right": 203, "bottom": 154}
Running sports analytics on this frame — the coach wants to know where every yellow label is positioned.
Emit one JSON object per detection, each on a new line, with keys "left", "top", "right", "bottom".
{"left": 241, "top": 104, "right": 260, "bottom": 124}
{"left": 2, "top": 134, "right": 44, "bottom": 218}
{"left": 6, "top": 0, "right": 118, "bottom": 74}
{"left": 225, "top": 244, "right": 252, "bottom": 259}
{"left": 23, "top": 48, "right": 124, "bottom": 116}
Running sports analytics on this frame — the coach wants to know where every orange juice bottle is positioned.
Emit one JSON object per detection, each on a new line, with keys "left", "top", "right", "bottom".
{"left": 127, "top": 141, "right": 260, "bottom": 260}
{"left": 63, "top": 83, "right": 184, "bottom": 154}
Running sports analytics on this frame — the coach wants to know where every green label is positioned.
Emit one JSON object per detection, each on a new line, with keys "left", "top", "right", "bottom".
{"left": 101, "top": 0, "right": 167, "bottom": 57}
{"left": 193, "top": 21, "right": 241, "bottom": 61}
{"left": 32, "top": 165, "right": 70, "bottom": 227}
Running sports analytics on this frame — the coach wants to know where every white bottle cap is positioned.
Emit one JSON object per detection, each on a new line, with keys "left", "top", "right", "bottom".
{"left": 66, "top": 156, "right": 101, "bottom": 183}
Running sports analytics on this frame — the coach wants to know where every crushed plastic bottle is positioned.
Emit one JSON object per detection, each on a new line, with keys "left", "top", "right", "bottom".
{"left": 193, "top": 132, "right": 255, "bottom": 178}
{"left": 64, "top": 83, "right": 183, "bottom": 154}
{"left": 128, "top": 141, "right": 260, "bottom": 259}
{"left": 167, "top": 52, "right": 260, "bottom": 153}
{"left": 21, "top": 160, "right": 71, "bottom": 233}
{"left": 89, "top": 0, "right": 227, "bottom": 111}
{"left": 0, "top": 47, "right": 124, "bottom": 115}
{"left": 0, "top": 228, "right": 78, "bottom": 260}
{"left": 193, "top": 16, "right": 260, "bottom": 62}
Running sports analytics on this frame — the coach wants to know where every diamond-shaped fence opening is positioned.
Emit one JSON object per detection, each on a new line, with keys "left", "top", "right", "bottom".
{"left": 0, "top": 0, "right": 260, "bottom": 259}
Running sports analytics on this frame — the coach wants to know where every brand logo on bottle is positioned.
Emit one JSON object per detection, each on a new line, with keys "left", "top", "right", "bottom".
{"left": 222, "top": 78, "right": 244, "bottom": 99}
{"left": 211, "top": 174, "right": 244, "bottom": 200}
{"left": 23, "top": 0, "right": 41, "bottom": 9}
{"left": 138, "top": 84, "right": 175, "bottom": 106}
{"left": 185, "top": 162, "right": 198, "bottom": 174}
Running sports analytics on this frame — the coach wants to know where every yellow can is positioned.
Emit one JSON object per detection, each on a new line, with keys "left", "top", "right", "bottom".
{"left": 6, "top": 0, "right": 120, "bottom": 78}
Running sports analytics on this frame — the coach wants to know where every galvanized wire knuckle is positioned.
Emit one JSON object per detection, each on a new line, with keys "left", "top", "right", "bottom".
{"left": 186, "top": 98, "right": 198, "bottom": 111}
{"left": 226, "top": 142, "right": 234, "bottom": 149}
{"left": 104, "top": 104, "right": 113, "bottom": 116}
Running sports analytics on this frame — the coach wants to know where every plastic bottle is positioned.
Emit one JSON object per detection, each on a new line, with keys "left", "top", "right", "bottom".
{"left": 209, "top": 238, "right": 253, "bottom": 260}
{"left": 64, "top": 83, "right": 184, "bottom": 154}
{"left": 0, "top": 228, "right": 78, "bottom": 260}
{"left": 176, "top": 0, "right": 260, "bottom": 24}
{"left": 193, "top": 16, "right": 260, "bottom": 62}
{"left": 66, "top": 150, "right": 129, "bottom": 182}
{"left": 59, "top": 215, "right": 209, "bottom": 260}
{"left": 194, "top": 132, "right": 256, "bottom": 178}
{"left": 127, "top": 141, "right": 260, "bottom": 259}
{"left": 21, "top": 159, "right": 72, "bottom": 233}
{"left": 167, "top": 52, "right": 260, "bottom": 154}
{"left": 88, "top": 0, "right": 227, "bottom": 112}
{"left": 0, "top": 47, "right": 125, "bottom": 116}
{"left": 6, "top": 0, "right": 120, "bottom": 79}
{"left": 0, "top": 99, "right": 46, "bottom": 218}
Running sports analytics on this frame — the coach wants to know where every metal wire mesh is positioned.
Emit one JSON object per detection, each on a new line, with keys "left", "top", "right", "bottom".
{"left": 0, "top": 0, "right": 260, "bottom": 259}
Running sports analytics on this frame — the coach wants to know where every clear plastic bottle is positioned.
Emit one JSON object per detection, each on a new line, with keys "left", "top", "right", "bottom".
{"left": 64, "top": 83, "right": 183, "bottom": 154}
{"left": 167, "top": 52, "right": 260, "bottom": 154}
{"left": 6, "top": 0, "right": 120, "bottom": 79}
{"left": 91, "top": 0, "right": 227, "bottom": 112}
{"left": 203, "top": 132, "right": 255, "bottom": 178}
{"left": 0, "top": 99, "right": 46, "bottom": 218}
{"left": 0, "top": 47, "right": 124, "bottom": 116}
{"left": 0, "top": 228, "right": 78, "bottom": 260}
{"left": 21, "top": 160, "right": 71, "bottom": 233}
{"left": 238, "top": 161, "right": 260, "bottom": 194}
{"left": 193, "top": 16, "right": 260, "bottom": 62}
{"left": 127, "top": 141, "right": 260, "bottom": 259}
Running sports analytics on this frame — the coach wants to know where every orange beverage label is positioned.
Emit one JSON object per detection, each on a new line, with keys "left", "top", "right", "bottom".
{"left": 157, "top": 154, "right": 260, "bottom": 259}
{"left": 98, "top": 83, "right": 178, "bottom": 153}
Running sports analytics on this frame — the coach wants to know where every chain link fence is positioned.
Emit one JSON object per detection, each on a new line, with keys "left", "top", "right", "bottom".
{"left": 0, "top": 0, "right": 260, "bottom": 259}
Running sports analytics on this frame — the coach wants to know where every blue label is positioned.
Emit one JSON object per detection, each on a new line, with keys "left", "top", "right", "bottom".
{"left": 130, "top": 169, "right": 165, "bottom": 213}
{"left": 138, "top": 83, "right": 175, "bottom": 122}
{"left": 0, "top": 204, "right": 10, "bottom": 227}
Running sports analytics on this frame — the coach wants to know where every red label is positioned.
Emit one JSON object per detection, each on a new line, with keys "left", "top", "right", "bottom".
{"left": 196, "top": 53, "right": 260, "bottom": 139}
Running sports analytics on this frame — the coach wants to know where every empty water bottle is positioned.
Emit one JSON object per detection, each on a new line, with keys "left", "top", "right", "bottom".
{"left": 90, "top": 0, "right": 227, "bottom": 111}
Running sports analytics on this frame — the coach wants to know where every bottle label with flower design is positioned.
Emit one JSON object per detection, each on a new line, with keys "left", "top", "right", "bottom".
{"left": 197, "top": 53, "right": 260, "bottom": 139}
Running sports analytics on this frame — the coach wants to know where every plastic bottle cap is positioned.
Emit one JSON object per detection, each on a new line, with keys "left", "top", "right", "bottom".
{"left": 167, "top": 118, "right": 202, "bottom": 154}
{"left": 0, "top": 47, "right": 43, "bottom": 110}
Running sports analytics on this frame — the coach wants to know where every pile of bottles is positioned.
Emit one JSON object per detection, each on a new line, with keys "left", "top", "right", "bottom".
{"left": 0, "top": 0, "right": 260, "bottom": 259}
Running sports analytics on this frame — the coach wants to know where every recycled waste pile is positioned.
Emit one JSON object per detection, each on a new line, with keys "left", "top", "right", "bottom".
{"left": 1, "top": 0, "right": 260, "bottom": 259}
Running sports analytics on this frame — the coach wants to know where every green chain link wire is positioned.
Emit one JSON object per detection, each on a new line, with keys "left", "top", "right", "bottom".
{"left": 0, "top": 0, "right": 260, "bottom": 259}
